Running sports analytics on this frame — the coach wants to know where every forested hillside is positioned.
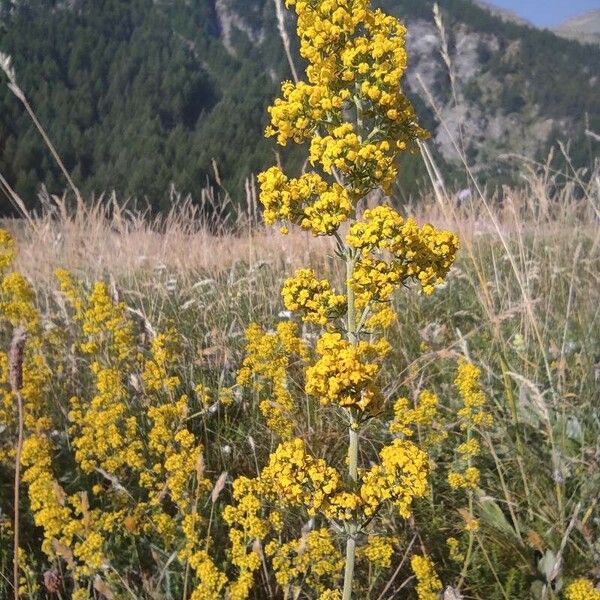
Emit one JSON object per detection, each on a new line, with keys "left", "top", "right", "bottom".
{"left": 0, "top": 0, "right": 598, "bottom": 212}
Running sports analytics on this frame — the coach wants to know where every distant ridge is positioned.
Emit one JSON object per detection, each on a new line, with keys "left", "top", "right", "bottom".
{"left": 471, "top": 0, "right": 532, "bottom": 26}
{"left": 553, "top": 9, "right": 600, "bottom": 45}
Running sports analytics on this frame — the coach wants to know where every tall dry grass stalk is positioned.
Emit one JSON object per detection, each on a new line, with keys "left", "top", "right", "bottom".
{"left": 273, "top": 0, "right": 299, "bottom": 83}
{"left": 0, "top": 52, "right": 83, "bottom": 208}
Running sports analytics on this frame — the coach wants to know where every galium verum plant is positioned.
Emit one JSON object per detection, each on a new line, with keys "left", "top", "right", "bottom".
{"left": 251, "top": 0, "right": 459, "bottom": 597}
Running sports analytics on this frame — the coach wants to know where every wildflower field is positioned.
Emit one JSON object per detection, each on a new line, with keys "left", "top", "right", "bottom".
{"left": 0, "top": 1, "right": 599, "bottom": 599}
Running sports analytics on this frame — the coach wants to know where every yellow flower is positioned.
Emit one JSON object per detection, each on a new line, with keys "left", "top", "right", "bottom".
{"left": 411, "top": 555, "right": 443, "bottom": 600}
{"left": 447, "top": 466, "right": 480, "bottom": 491}
{"left": 324, "top": 491, "right": 362, "bottom": 521}
{"left": 258, "top": 166, "right": 351, "bottom": 236}
{"left": 390, "top": 390, "right": 444, "bottom": 445}
{"left": 360, "top": 439, "right": 429, "bottom": 518}
{"left": 348, "top": 206, "right": 459, "bottom": 295}
{"left": 237, "top": 322, "right": 308, "bottom": 438}
{"left": 187, "top": 550, "right": 228, "bottom": 600}
{"left": 0, "top": 229, "right": 15, "bottom": 270}
{"left": 0, "top": 272, "right": 38, "bottom": 329}
{"left": 264, "top": 1, "right": 427, "bottom": 195}
{"left": 260, "top": 438, "right": 341, "bottom": 516}
{"left": 69, "top": 363, "right": 144, "bottom": 475}
{"left": 143, "top": 331, "right": 181, "bottom": 393}
{"left": 455, "top": 360, "right": 492, "bottom": 428}
{"left": 282, "top": 268, "right": 346, "bottom": 325}
{"left": 266, "top": 528, "right": 343, "bottom": 593}
{"left": 319, "top": 591, "right": 342, "bottom": 600}
{"left": 359, "top": 535, "right": 397, "bottom": 569}
{"left": 20, "top": 434, "right": 73, "bottom": 556}
{"left": 565, "top": 579, "right": 600, "bottom": 600}
{"left": 305, "top": 331, "right": 389, "bottom": 414}
{"left": 446, "top": 537, "right": 464, "bottom": 562}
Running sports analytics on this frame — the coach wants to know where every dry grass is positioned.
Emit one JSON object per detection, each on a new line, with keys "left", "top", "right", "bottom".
{"left": 2, "top": 158, "right": 597, "bottom": 288}
{"left": 0, "top": 149, "right": 599, "bottom": 600}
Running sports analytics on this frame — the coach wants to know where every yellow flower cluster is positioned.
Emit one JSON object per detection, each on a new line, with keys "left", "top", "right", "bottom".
{"left": 455, "top": 359, "right": 493, "bottom": 429}
{"left": 57, "top": 272, "right": 135, "bottom": 363}
{"left": 0, "top": 342, "right": 52, "bottom": 463}
{"left": 21, "top": 350, "right": 53, "bottom": 433}
{"left": 0, "top": 229, "right": 15, "bottom": 270}
{"left": 390, "top": 390, "right": 447, "bottom": 446}
{"left": 20, "top": 435, "right": 73, "bottom": 555}
{"left": 319, "top": 591, "right": 343, "bottom": 600}
{"left": 325, "top": 490, "right": 362, "bottom": 521}
{"left": 358, "top": 535, "right": 397, "bottom": 569}
{"left": 266, "top": 528, "right": 344, "bottom": 594}
{"left": 55, "top": 268, "right": 84, "bottom": 315}
{"left": 237, "top": 322, "right": 308, "bottom": 438}
{"left": 348, "top": 206, "right": 459, "bottom": 296}
{"left": 265, "top": 81, "right": 350, "bottom": 146}
{"left": 410, "top": 555, "right": 443, "bottom": 600}
{"left": 448, "top": 360, "right": 492, "bottom": 490}
{"left": 21, "top": 446, "right": 106, "bottom": 580}
{"left": 143, "top": 394, "right": 208, "bottom": 511}
{"left": 143, "top": 331, "right": 181, "bottom": 393}
{"left": 0, "top": 272, "right": 39, "bottom": 330}
{"left": 261, "top": 438, "right": 341, "bottom": 516}
{"left": 286, "top": 0, "right": 369, "bottom": 66}
{"left": 309, "top": 125, "right": 399, "bottom": 193}
{"left": 0, "top": 353, "right": 13, "bottom": 463}
{"left": 282, "top": 268, "right": 346, "bottom": 325}
{"left": 69, "top": 362, "right": 143, "bottom": 475}
{"left": 360, "top": 439, "right": 429, "bottom": 518}
{"left": 82, "top": 282, "right": 135, "bottom": 361}
{"left": 447, "top": 466, "right": 481, "bottom": 491}
{"left": 258, "top": 166, "right": 352, "bottom": 235}
{"left": 351, "top": 256, "right": 402, "bottom": 305}
{"left": 446, "top": 537, "right": 465, "bottom": 562}
{"left": 447, "top": 359, "right": 492, "bottom": 544}
{"left": 266, "top": 0, "right": 427, "bottom": 194}
{"left": 565, "top": 579, "right": 600, "bottom": 600}
{"left": 187, "top": 550, "right": 228, "bottom": 600}
{"left": 222, "top": 477, "right": 275, "bottom": 599}
{"left": 305, "top": 331, "right": 389, "bottom": 414}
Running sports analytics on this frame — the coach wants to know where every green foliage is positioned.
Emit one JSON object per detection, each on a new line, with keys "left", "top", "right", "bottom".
{"left": 0, "top": 0, "right": 280, "bottom": 212}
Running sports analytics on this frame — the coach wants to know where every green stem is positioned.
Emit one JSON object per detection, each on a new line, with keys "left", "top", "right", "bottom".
{"left": 457, "top": 495, "right": 475, "bottom": 589}
{"left": 342, "top": 530, "right": 357, "bottom": 600}
{"left": 348, "top": 427, "right": 359, "bottom": 481}
{"left": 346, "top": 252, "right": 357, "bottom": 345}
{"left": 343, "top": 426, "right": 359, "bottom": 600}
{"left": 342, "top": 251, "right": 358, "bottom": 600}
{"left": 458, "top": 427, "right": 475, "bottom": 589}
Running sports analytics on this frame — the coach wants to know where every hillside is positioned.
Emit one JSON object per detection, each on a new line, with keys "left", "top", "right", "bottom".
{"left": 0, "top": 0, "right": 598, "bottom": 212}
{"left": 472, "top": 0, "right": 531, "bottom": 26}
{"left": 553, "top": 10, "right": 600, "bottom": 45}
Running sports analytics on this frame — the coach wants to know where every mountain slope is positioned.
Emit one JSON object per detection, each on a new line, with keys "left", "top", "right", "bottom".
{"left": 471, "top": 0, "right": 531, "bottom": 26}
{"left": 0, "top": 0, "right": 598, "bottom": 212}
{"left": 553, "top": 10, "right": 600, "bottom": 45}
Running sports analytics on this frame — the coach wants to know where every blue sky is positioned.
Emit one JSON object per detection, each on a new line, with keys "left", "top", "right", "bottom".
{"left": 489, "top": 0, "right": 600, "bottom": 27}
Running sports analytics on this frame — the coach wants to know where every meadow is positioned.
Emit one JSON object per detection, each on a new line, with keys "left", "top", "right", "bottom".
{"left": 0, "top": 160, "right": 598, "bottom": 599}
{"left": 0, "top": 1, "right": 599, "bottom": 599}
